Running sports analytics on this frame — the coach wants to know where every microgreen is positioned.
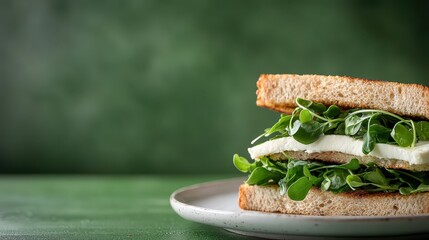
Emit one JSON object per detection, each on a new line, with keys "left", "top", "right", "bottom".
{"left": 391, "top": 122, "right": 414, "bottom": 147}
{"left": 415, "top": 121, "right": 429, "bottom": 140}
{"left": 252, "top": 98, "right": 429, "bottom": 154}
{"left": 233, "top": 154, "right": 259, "bottom": 173}
{"left": 237, "top": 98, "right": 429, "bottom": 201}
{"left": 234, "top": 155, "right": 429, "bottom": 201}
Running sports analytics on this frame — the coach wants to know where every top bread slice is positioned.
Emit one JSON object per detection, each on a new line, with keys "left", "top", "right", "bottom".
{"left": 256, "top": 74, "right": 429, "bottom": 120}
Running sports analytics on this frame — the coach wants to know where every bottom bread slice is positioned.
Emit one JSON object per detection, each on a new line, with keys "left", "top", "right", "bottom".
{"left": 239, "top": 184, "right": 429, "bottom": 216}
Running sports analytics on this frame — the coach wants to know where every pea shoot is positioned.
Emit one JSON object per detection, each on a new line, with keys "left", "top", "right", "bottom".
{"left": 253, "top": 98, "right": 429, "bottom": 154}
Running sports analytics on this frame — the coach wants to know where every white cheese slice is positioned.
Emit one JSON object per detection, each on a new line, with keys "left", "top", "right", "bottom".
{"left": 248, "top": 135, "right": 429, "bottom": 166}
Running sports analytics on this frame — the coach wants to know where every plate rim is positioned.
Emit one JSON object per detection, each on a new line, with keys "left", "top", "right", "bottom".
{"left": 170, "top": 177, "right": 429, "bottom": 221}
{"left": 170, "top": 177, "right": 429, "bottom": 237}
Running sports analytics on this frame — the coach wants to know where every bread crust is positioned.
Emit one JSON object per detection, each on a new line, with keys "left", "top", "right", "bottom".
{"left": 256, "top": 74, "right": 429, "bottom": 120}
{"left": 239, "top": 184, "right": 429, "bottom": 216}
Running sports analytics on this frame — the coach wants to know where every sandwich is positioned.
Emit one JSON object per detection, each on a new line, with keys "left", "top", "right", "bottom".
{"left": 233, "top": 74, "right": 429, "bottom": 216}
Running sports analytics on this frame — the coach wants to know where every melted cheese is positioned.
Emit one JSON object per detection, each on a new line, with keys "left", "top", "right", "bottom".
{"left": 248, "top": 135, "right": 429, "bottom": 165}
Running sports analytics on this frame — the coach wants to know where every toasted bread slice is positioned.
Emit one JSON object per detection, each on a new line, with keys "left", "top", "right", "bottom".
{"left": 256, "top": 74, "right": 429, "bottom": 120}
{"left": 239, "top": 184, "right": 429, "bottom": 216}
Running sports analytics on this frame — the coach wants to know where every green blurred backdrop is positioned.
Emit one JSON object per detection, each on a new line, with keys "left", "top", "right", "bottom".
{"left": 0, "top": 0, "right": 428, "bottom": 174}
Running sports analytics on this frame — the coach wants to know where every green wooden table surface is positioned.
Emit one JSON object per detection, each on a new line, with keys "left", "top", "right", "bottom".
{"left": 0, "top": 175, "right": 250, "bottom": 240}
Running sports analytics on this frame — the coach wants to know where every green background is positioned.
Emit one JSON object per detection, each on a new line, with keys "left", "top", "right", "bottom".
{"left": 1, "top": 0, "right": 428, "bottom": 174}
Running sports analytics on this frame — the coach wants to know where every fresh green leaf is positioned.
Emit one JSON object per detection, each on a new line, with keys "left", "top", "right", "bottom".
{"left": 400, "top": 183, "right": 429, "bottom": 194}
{"left": 415, "top": 121, "right": 429, "bottom": 141}
{"left": 334, "top": 122, "right": 346, "bottom": 135}
{"left": 346, "top": 175, "right": 364, "bottom": 190}
{"left": 362, "top": 168, "right": 389, "bottom": 186}
{"left": 266, "top": 115, "right": 292, "bottom": 135}
{"left": 296, "top": 98, "right": 326, "bottom": 114}
{"left": 289, "top": 119, "right": 300, "bottom": 136}
{"left": 399, "top": 187, "right": 414, "bottom": 195}
{"left": 285, "top": 161, "right": 305, "bottom": 186}
{"left": 287, "top": 159, "right": 309, "bottom": 168}
{"left": 363, "top": 123, "right": 393, "bottom": 154}
{"left": 260, "top": 157, "right": 288, "bottom": 174}
{"left": 328, "top": 169, "right": 349, "bottom": 190}
{"left": 345, "top": 114, "right": 366, "bottom": 136}
{"left": 303, "top": 165, "right": 312, "bottom": 178}
{"left": 233, "top": 154, "right": 255, "bottom": 173}
{"left": 291, "top": 120, "right": 324, "bottom": 144}
{"left": 323, "top": 121, "right": 340, "bottom": 133}
{"left": 303, "top": 165, "right": 323, "bottom": 185}
{"left": 287, "top": 176, "right": 313, "bottom": 201}
{"left": 260, "top": 156, "right": 270, "bottom": 166}
{"left": 311, "top": 159, "right": 360, "bottom": 172}
{"left": 246, "top": 167, "right": 283, "bottom": 185}
{"left": 299, "top": 109, "right": 313, "bottom": 123}
{"left": 310, "top": 175, "right": 323, "bottom": 186}
{"left": 389, "top": 169, "right": 426, "bottom": 184}
{"left": 251, "top": 114, "right": 292, "bottom": 144}
{"left": 362, "top": 125, "right": 377, "bottom": 154}
{"left": 323, "top": 105, "right": 341, "bottom": 118}
{"left": 310, "top": 103, "right": 327, "bottom": 114}
{"left": 296, "top": 98, "right": 313, "bottom": 108}
{"left": 339, "top": 159, "right": 360, "bottom": 170}
{"left": 347, "top": 171, "right": 399, "bottom": 192}
{"left": 370, "top": 124, "right": 392, "bottom": 143}
{"left": 362, "top": 131, "right": 374, "bottom": 154}
{"left": 321, "top": 177, "right": 331, "bottom": 191}
{"left": 391, "top": 123, "right": 414, "bottom": 147}
{"left": 273, "top": 160, "right": 290, "bottom": 171}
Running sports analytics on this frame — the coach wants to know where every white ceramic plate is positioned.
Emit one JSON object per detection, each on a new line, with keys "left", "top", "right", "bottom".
{"left": 170, "top": 177, "right": 429, "bottom": 239}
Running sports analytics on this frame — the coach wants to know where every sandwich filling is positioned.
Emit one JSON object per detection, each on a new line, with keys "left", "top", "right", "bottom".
{"left": 248, "top": 135, "right": 429, "bottom": 166}
{"left": 234, "top": 98, "right": 429, "bottom": 201}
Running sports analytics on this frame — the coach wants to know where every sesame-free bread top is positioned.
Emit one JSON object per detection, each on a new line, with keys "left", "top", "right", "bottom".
{"left": 256, "top": 74, "right": 429, "bottom": 120}
{"left": 239, "top": 184, "right": 429, "bottom": 216}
